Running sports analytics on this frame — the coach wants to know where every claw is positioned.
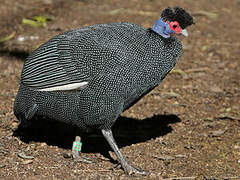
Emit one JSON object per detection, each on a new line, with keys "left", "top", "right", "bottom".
{"left": 124, "top": 164, "right": 149, "bottom": 176}
{"left": 73, "top": 155, "right": 94, "bottom": 164}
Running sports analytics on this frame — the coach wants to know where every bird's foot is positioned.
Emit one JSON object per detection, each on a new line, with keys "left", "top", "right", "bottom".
{"left": 72, "top": 154, "right": 94, "bottom": 164}
{"left": 123, "top": 164, "right": 149, "bottom": 176}
{"left": 71, "top": 136, "right": 94, "bottom": 163}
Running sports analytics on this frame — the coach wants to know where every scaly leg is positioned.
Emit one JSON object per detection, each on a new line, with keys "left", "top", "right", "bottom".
{"left": 102, "top": 129, "right": 148, "bottom": 175}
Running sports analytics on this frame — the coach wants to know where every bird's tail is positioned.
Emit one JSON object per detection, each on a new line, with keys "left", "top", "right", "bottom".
{"left": 13, "top": 83, "right": 38, "bottom": 127}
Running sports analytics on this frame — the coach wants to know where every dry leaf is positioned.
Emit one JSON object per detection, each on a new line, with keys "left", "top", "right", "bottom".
{"left": 161, "top": 91, "right": 180, "bottom": 98}
{"left": 18, "top": 152, "right": 34, "bottom": 159}
{"left": 22, "top": 160, "right": 33, "bottom": 165}
{"left": 170, "top": 68, "right": 187, "bottom": 77}
{"left": 0, "top": 32, "right": 16, "bottom": 43}
{"left": 209, "top": 129, "right": 227, "bottom": 137}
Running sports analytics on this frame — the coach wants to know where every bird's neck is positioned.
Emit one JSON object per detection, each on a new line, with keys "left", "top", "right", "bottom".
{"left": 151, "top": 18, "right": 172, "bottom": 38}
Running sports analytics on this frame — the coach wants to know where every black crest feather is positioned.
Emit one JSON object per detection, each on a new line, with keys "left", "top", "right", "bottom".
{"left": 161, "top": 7, "right": 194, "bottom": 29}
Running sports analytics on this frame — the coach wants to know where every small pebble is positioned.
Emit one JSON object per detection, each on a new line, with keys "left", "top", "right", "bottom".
{"left": 63, "top": 153, "right": 72, "bottom": 159}
{"left": 234, "top": 145, "right": 240, "bottom": 149}
{"left": 175, "top": 154, "right": 187, "bottom": 158}
{"left": 0, "top": 163, "right": 6, "bottom": 168}
{"left": 17, "top": 36, "right": 25, "bottom": 42}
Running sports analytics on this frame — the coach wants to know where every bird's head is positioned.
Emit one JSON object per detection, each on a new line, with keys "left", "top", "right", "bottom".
{"left": 152, "top": 7, "right": 194, "bottom": 38}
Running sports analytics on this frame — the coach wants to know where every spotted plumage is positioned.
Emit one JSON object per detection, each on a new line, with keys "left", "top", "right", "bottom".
{"left": 14, "top": 7, "right": 194, "bottom": 175}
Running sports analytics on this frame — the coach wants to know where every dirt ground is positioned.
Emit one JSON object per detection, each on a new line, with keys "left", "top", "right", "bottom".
{"left": 0, "top": 0, "right": 240, "bottom": 179}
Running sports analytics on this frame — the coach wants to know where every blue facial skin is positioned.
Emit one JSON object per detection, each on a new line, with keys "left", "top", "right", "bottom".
{"left": 152, "top": 18, "right": 175, "bottom": 38}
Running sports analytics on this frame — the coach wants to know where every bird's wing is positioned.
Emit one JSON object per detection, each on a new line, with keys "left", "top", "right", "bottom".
{"left": 21, "top": 34, "right": 89, "bottom": 91}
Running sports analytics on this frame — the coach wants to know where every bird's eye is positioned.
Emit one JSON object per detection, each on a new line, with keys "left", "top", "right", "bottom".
{"left": 168, "top": 21, "right": 182, "bottom": 34}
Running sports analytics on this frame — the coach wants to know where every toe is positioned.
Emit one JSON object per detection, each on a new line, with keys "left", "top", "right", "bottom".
{"left": 125, "top": 165, "right": 149, "bottom": 176}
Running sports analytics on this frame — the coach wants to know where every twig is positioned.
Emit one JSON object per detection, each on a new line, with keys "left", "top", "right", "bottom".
{"left": 0, "top": 32, "right": 16, "bottom": 43}
{"left": 164, "top": 177, "right": 197, "bottom": 180}
{"left": 107, "top": 8, "right": 158, "bottom": 16}
{"left": 191, "top": 11, "right": 218, "bottom": 20}
{"left": 185, "top": 67, "right": 209, "bottom": 73}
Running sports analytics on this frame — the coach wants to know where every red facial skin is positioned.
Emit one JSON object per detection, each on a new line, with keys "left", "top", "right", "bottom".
{"left": 167, "top": 21, "right": 182, "bottom": 34}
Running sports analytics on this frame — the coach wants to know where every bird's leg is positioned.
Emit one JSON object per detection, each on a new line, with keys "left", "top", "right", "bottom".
{"left": 102, "top": 129, "right": 148, "bottom": 175}
{"left": 71, "top": 136, "right": 93, "bottom": 163}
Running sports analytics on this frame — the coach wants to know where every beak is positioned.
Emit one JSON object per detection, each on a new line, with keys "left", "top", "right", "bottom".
{"left": 181, "top": 29, "right": 188, "bottom": 37}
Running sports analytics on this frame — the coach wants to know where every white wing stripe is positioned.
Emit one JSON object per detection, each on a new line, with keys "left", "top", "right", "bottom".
{"left": 37, "top": 82, "right": 88, "bottom": 91}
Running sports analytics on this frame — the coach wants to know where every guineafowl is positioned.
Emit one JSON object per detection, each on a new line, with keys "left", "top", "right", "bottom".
{"left": 14, "top": 7, "right": 194, "bottom": 175}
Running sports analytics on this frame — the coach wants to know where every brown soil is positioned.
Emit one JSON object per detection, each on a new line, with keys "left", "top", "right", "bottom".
{"left": 0, "top": 0, "right": 240, "bottom": 179}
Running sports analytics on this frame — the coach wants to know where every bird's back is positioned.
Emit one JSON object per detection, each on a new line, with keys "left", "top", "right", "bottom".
{"left": 21, "top": 23, "right": 147, "bottom": 90}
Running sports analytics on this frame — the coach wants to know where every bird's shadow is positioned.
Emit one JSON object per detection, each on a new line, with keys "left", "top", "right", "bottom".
{"left": 13, "top": 114, "right": 181, "bottom": 155}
